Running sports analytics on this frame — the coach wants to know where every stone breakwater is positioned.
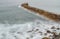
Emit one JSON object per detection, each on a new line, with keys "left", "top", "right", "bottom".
{"left": 21, "top": 3, "right": 60, "bottom": 22}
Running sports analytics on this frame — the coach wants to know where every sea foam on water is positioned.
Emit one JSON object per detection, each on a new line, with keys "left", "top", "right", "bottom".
{"left": 0, "top": 19, "right": 60, "bottom": 39}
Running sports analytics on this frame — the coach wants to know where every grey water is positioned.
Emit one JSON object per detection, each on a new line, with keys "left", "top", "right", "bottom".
{"left": 0, "top": 0, "right": 60, "bottom": 24}
{"left": 0, "top": 0, "right": 45, "bottom": 24}
{"left": 0, "top": 0, "right": 60, "bottom": 39}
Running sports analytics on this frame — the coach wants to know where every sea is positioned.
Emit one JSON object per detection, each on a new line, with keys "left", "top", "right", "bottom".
{"left": 0, "top": 0, "right": 60, "bottom": 39}
{"left": 0, "top": 0, "right": 60, "bottom": 24}
{"left": 0, "top": 0, "right": 46, "bottom": 24}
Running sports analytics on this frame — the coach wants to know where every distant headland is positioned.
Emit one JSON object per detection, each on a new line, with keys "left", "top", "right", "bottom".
{"left": 21, "top": 3, "right": 60, "bottom": 22}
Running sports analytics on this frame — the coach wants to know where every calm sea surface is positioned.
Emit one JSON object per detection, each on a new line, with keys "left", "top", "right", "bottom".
{"left": 0, "top": 0, "right": 60, "bottom": 24}
{"left": 0, "top": 0, "right": 44, "bottom": 24}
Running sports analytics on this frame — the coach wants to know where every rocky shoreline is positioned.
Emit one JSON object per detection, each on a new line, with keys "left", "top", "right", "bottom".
{"left": 21, "top": 3, "right": 60, "bottom": 39}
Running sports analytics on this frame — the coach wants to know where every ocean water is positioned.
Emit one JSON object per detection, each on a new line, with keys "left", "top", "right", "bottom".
{"left": 0, "top": 0, "right": 60, "bottom": 39}
{"left": 0, "top": 6, "right": 41, "bottom": 24}
{"left": 0, "top": 0, "right": 48, "bottom": 39}
{"left": 0, "top": 1, "right": 44, "bottom": 24}
{"left": 0, "top": 0, "right": 60, "bottom": 24}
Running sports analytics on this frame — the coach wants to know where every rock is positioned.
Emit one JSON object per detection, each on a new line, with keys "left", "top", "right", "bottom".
{"left": 42, "top": 37, "right": 50, "bottom": 39}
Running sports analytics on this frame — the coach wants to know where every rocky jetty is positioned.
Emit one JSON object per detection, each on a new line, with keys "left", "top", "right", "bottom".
{"left": 21, "top": 3, "right": 60, "bottom": 22}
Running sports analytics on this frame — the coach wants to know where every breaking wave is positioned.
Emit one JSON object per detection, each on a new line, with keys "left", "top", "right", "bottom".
{"left": 0, "top": 19, "right": 60, "bottom": 39}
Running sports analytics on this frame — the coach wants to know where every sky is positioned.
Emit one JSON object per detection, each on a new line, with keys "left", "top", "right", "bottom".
{"left": 19, "top": 0, "right": 60, "bottom": 14}
{"left": 18, "top": 0, "right": 59, "bottom": 6}
{"left": 0, "top": 0, "right": 59, "bottom": 7}
{"left": 0, "top": 0, "right": 60, "bottom": 13}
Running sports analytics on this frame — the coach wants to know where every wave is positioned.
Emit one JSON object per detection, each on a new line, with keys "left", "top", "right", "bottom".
{"left": 0, "top": 19, "right": 60, "bottom": 39}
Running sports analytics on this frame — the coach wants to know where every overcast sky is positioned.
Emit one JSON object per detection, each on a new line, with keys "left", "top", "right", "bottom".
{"left": 19, "top": 0, "right": 60, "bottom": 13}
{"left": 0, "top": 0, "right": 60, "bottom": 13}
{"left": 0, "top": 0, "right": 59, "bottom": 5}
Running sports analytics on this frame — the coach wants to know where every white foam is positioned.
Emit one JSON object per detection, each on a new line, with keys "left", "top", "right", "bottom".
{"left": 0, "top": 19, "right": 60, "bottom": 39}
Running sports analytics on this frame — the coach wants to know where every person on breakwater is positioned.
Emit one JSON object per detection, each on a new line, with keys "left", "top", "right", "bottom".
{"left": 21, "top": 3, "right": 60, "bottom": 22}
